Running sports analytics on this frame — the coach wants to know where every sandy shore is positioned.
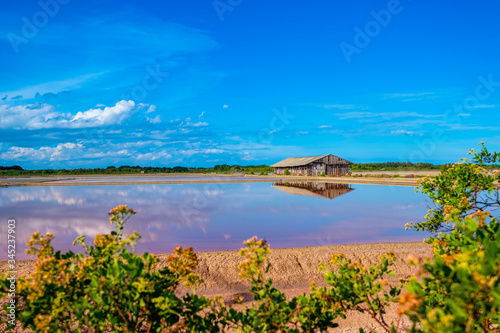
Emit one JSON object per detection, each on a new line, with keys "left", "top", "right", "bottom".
{"left": 0, "top": 171, "right": 440, "bottom": 188}
{"left": 1, "top": 242, "right": 430, "bottom": 332}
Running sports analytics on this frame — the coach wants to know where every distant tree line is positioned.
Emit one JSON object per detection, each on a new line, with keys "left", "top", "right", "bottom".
{"left": 0, "top": 164, "right": 274, "bottom": 176}
{"left": 350, "top": 162, "right": 441, "bottom": 171}
{"left": 0, "top": 165, "right": 23, "bottom": 171}
{"left": 2, "top": 162, "right": 497, "bottom": 176}
{"left": 351, "top": 161, "right": 500, "bottom": 171}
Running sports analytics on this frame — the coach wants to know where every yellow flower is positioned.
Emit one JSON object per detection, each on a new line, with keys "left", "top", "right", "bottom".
{"left": 398, "top": 292, "right": 422, "bottom": 314}
{"left": 330, "top": 253, "right": 344, "bottom": 264}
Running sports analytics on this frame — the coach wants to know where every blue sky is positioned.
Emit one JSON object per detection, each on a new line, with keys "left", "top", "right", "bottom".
{"left": 1, "top": 0, "right": 500, "bottom": 169}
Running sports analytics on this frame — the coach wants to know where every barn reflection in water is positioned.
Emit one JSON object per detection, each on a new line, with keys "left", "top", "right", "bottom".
{"left": 271, "top": 182, "right": 355, "bottom": 200}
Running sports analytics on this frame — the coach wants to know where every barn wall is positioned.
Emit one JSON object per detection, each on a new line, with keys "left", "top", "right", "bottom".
{"left": 274, "top": 163, "right": 351, "bottom": 176}
{"left": 273, "top": 155, "right": 351, "bottom": 176}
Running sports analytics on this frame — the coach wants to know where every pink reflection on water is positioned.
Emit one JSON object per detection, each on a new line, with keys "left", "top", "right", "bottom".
{"left": 0, "top": 183, "right": 430, "bottom": 260}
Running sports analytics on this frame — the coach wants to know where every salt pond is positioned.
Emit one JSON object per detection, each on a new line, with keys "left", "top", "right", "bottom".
{"left": 45, "top": 176, "right": 262, "bottom": 183}
{"left": 0, "top": 182, "right": 430, "bottom": 260}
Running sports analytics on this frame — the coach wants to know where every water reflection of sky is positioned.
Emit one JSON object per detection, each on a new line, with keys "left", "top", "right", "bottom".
{"left": 0, "top": 183, "right": 431, "bottom": 260}
{"left": 46, "top": 176, "right": 263, "bottom": 183}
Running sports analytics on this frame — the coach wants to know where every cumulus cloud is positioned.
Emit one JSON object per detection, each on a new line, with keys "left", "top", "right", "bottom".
{"left": 178, "top": 148, "right": 224, "bottom": 156}
{"left": 136, "top": 151, "right": 172, "bottom": 160}
{"left": 189, "top": 121, "right": 209, "bottom": 127}
{"left": 70, "top": 100, "right": 136, "bottom": 126}
{"left": 1, "top": 143, "right": 86, "bottom": 161}
{"left": 147, "top": 115, "right": 161, "bottom": 124}
{"left": 390, "top": 129, "right": 422, "bottom": 136}
{"left": 335, "top": 111, "right": 442, "bottom": 121}
{"left": 223, "top": 105, "right": 229, "bottom": 109}
{"left": 1, "top": 140, "right": 174, "bottom": 164}
{"left": 473, "top": 104, "right": 496, "bottom": 108}
{"left": 0, "top": 103, "right": 57, "bottom": 130}
{"left": 324, "top": 104, "right": 368, "bottom": 110}
{"left": 203, "top": 149, "right": 224, "bottom": 153}
{"left": 0, "top": 100, "right": 144, "bottom": 129}
{"left": 384, "top": 92, "right": 435, "bottom": 99}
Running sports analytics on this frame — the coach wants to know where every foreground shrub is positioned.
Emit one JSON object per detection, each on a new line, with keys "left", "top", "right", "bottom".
{"left": 313, "top": 252, "right": 403, "bottom": 332}
{"left": 0, "top": 206, "right": 219, "bottom": 332}
{"left": 402, "top": 143, "right": 500, "bottom": 332}
{"left": 218, "top": 237, "right": 345, "bottom": 332}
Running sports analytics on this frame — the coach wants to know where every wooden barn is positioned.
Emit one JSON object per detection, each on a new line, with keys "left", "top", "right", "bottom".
{"left": 271, "top": 154, "right": 353, "bottom": 176}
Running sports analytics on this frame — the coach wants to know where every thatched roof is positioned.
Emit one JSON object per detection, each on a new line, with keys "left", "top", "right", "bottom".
{"left": 270, "top": 154, "right": 352, "bottom": 167}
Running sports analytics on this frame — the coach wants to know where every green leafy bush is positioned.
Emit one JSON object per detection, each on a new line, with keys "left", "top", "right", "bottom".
{"left": 313, "top": 252, "right": 403, "bottom": 332}
{"left": 401, "top": 143, "right": 500, "bottom": 332}
{"left": 0, "top": 206, "right": 219, "bottom": 332}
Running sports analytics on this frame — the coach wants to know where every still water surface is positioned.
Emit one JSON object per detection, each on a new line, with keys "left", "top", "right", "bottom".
{"left": 46, "top": 176, "right": 262, "bottom": 183}
{"left": 0, "top": 182, "right": 431, "bottom": 260}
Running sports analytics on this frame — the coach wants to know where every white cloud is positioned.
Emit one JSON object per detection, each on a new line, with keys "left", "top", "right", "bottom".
{"left": 223, "top": 104, "right": 229, "bottom": 109}
{"left": 136, "top": 151, "right": 172, "bottom": 160}
{"left": 0, "top": 103, "right": 57, "bottom": 129}
{"left": 295, "top": 131, "right": 309, "bottom": 135}
{"left": 177, "top": 148, "right": 224, "bottom": 156}
{"left": 203, "top": 149, "right": 224, "bottom": 154}
{"left": 71, "top": 100, "right": 135, "bottom": 126}
{"left": 0, "top": 100, "right": 138, "bottom": 129}
{"left": 1, "top": 146, "right": 46, "bottom": 160}
{"left": 390, "top": 130, "right": 422, "bottom": 136}
{"left": 335, "top": 111, "right": 442, "bottom": 121}
{"left": 384, "top": 92, "right": 435, "bottom": 99}
{"left": 324, "top": 104, "right": 368, "bottom": 110}
{"left": 189, "top": 121, "right": 209, "bottom": 127}
{"left": 146, "top": 105, "right": 156, "bottom": 113}
{"left": 1, "top": 142, "right": 86, "bottom": 161}
{"left": 445, "top": 124, "right": 500, "bottom": 131}
{"left": 147, "top": 115, "right": 161, "bottom": 124}
{"left": 473, "top": 104, "right": 496, "bottom": 108}
{"left": 318, "top": 125, "right": 332, "bottom": 128}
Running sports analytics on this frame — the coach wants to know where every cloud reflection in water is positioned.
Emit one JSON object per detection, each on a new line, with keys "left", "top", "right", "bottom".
{"left": 0, "top": 183, "right": 429, "bottom": 260}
